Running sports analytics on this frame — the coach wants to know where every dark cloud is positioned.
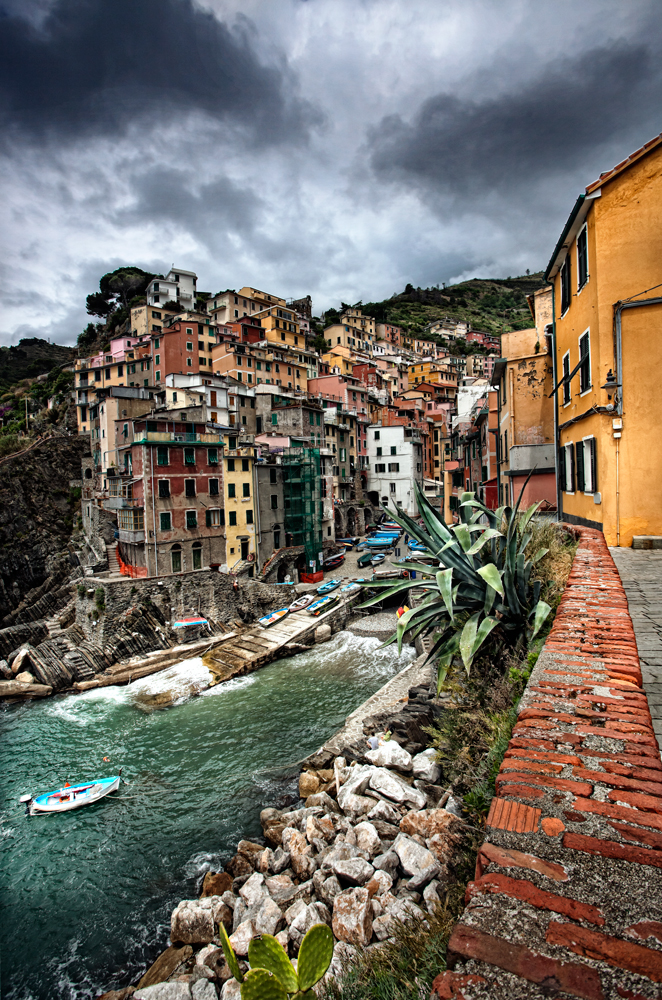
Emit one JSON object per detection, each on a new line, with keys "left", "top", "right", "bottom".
{"left": 368, "top": 39, "right": 662, "bottom": 197}
{"left": 0, "top": 0, "right": 320, "bottom": 144}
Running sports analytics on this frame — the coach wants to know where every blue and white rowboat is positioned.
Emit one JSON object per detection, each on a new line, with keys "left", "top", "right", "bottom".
{"left": 24, "top": 776, "right": 121, "bottom": 815}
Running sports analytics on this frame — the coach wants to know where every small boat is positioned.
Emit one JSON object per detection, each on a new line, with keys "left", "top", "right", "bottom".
{"left": 257, "top": 607, "right": 289, "bottom": 627}
{"left": 323, "top": 552, "right": 345, "bottom": 570}
{"left": 339, "top": 582, "right": 361, "bottom": 595}
{"left": 308, "top": 594, "right": 340, "bottom": 616}
{"left": 336, "top": 537, "right": 358, "bottom": 548}
{"left": 371, "top": 554, "right": 387, "bottom": 566}
{"left": 317, "top": 578, "right": 341, "bottom": 595}
{"left": 173, "top": 616, "right": 209, "bottom": 628}
{"left": 408, "top": 541, "right": 428, "bottom": 552}
{"left": 23, "top": 775, "right": 121, "bottom": 815}
{"left": 288, "top": 594, "right": 316, "bottom": 612}
{"left": 358, "top": 552, "right": 374, "bottom": 568}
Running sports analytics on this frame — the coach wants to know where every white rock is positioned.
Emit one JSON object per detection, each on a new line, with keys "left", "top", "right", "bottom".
{"left": 171, "top": 898, "right": 219, "bottom": 945}
{"left": 337, "top": 783, "right": 378, "bottom": 820}
{"left": 15, "top": 670, "right": 36, "bottom": 684}
{"left": 134, "top": 985, "right": 191, "bottom": 1000}
{"left": 232, "top": 899, "right": 247, "bottom": 932}
{"left": 392, "top": 833, "right": 439, "bottom": 878}
{"left": 372, "top": 851, "right": 399, "bottom": 876}
{"left": 220, "top": 980, "right": 241, "bottom": 1000}
{"left": 325, "top": 940, "right": 357, "bottom": 983}
{"left": 221, "top": 891, "right": 236, "bottom": 910}
{"left": 371, "top": 897, "right": 425, "bottom": 940}
{"left": 265, "top": 874, "right": 297, "bottom": 906}
{"left": 282, "top": 827, "right": 317, "bottom": 880}
{"left": 365, "top": 741, "right": 413, "bottom": 772}
{"left": 196, "top": 945, "right": 219, "bottom": 967}
{"left": 285, "top": 898, "right": 307, "bottom": 926}
{"left": 366, "top": 799, "right": 401, "bottom": 825}
{"left": 445, "top": 795, "right": 464, "bottom": 818}
{"left": 423, "top": 880, "right": 441, "bottom": 913}
{"left": 229, "top": 919, "right": 256, "bottom": 956}
{"left": 191, "top": 981, "right": 218, "bottom": 1000}
{"left": 332, "top": 887, "right": 373, "bottom": 947}
{"left": 371, "top": 898, "right": 384, "bottom": 917}
{"left": 271, "top": 847, "right": 291, "bottom": 873}
{"left": 368, "top": 769, "right": 426, "bottom": 809}
{"left": 411, "top": 749, "right": 441, "bottom": 783}
{"left": 239, "top": 872, "right": 266, "bottom": 908}
{"left": 257, "top": 848, "right": 273, "bottom": 873}
{"left": 253, "top": 895, "right": 283, "bottom": 935}
{"left": 315, "top": 873, "right": 342, "bottom": 908}
{"left": 354, "top": 822, "right": 382, "bottom": 858}
{"left": 332, "top": 857, "right": 375, "bottom": 886}
{"left": 275, "top": 930, "right": 289, "bottom": 950}
{"left": 289, "top": 900, "right": 332, "bottom": 949}
{"left": 321, "top": 842, "right": 363, "bottom": 872}
{"left": 365, "top": 870, "right": 393, "bottom": 897}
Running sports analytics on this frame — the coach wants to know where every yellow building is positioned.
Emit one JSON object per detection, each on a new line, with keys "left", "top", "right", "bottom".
{"left": 546, "top": 133, "right": 662, "bottom": 545}
{"left": 253, "top": 304, "right": 303, "bottom": 350}
{"left": 223, "top": 435, "right": 257, "bottom": 573}
{"left": 321, "top": 346, "right": 361, "bottom": 378}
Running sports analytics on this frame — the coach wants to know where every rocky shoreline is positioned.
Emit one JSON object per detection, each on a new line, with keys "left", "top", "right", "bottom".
{"left": 98, "top": 653, "right": 467, "bottom": 1000}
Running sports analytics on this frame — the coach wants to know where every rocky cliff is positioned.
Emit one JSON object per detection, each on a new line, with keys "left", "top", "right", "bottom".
{"left": 0, "top": 434, "right": 88, "bottom": 624}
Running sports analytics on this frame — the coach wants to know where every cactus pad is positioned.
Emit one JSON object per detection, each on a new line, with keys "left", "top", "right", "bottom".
{"left": 248, "top": 934, "right": 299, "bottom": 993}
{"left": 296, "top": 924, "right": 334, "bottom": 991}
{"left": 241, "top": 968, "right": 288, "bottom": 1000}
{"left": 218, "top": 921, "right": 244, "bottom": 983}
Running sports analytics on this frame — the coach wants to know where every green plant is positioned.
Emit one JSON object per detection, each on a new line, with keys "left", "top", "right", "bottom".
{"left": 77, "top": 584, "right": 86, "bottom": 596}
{"left": 358, "top": 478, "right": 551, "bottom": 693}
{"left": 218, "top": 922, "right": 333, "bottom": 999}
{"left": 95, "top": 586, "right": 105, "bottom": 610}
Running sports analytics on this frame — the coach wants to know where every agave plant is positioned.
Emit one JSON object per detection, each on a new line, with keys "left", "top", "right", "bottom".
{"left": 218, "top": 921, "right": 334, "bottom": 1000}
{"left": 358, "top": 478, "right": 551, "bottom": 693}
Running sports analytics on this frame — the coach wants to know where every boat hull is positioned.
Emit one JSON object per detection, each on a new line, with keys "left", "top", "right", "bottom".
{"left": 257, "top": 608, "right": 289, "bottom": 627}
{"left": 30, "top": 776, "right": 121, "bottom": 814}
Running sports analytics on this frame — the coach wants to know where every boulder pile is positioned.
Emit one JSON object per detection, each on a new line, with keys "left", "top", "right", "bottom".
{"left": 121, "top": 739, "right": 467, "bottom": 1000}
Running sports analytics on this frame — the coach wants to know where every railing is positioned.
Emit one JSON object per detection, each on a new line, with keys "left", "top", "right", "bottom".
{"left": 143, "top": 431, "right": 223, "bottom": 444}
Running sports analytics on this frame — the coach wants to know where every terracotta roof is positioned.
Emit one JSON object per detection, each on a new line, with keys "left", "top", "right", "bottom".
{"left": 585, "top": 131, "right": 662, "bottom": 193}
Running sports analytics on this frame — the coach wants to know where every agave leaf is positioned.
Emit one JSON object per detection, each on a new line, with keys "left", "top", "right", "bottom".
{"left": 459, "top": 613, "right": 480, "bottom": 672}
{"left": 466, "top": 528, "right": 502, "bottom": 556}
{"left": 219, "top": 922, "right": 244, "bottom": 983}
{"left": 452, "top": 524, "right": 472, "bottom": 552}
{"left": 517, "top": 530, "right": 533, "bottom": 556}
{"left": 476, "top": 564, "right": 504, "bottom": 597}
{"left": 519, "top": 499, "right": 542, "bottom": 535}
{"left": 530, "top": 600, "right": 552, "bottom": 638}
{"left": 471, "top": 616, "right": 499, "bottom": 658}
{"left": 436, "top": 567, "right": 454, "bottom": 618}
{"left": 484, "top": 584, "right": 496, "bottom": 615}
{"left": 392, "top": 561, "right": 438, "bottom": 575}
{"left": 530, "top": 547, "right": 548, "bottom": 565}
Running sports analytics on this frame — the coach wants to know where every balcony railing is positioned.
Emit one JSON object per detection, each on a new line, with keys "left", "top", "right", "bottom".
{"left": 143, "top": 431, "right": 223, "bottom": 444}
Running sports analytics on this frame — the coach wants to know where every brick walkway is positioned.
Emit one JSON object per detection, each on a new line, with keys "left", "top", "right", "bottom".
{"left": 610, "top": 548, "right": 662, "bottom": 754}
{"left": 433, "top": 527, "right": 662, "bottom": 1000}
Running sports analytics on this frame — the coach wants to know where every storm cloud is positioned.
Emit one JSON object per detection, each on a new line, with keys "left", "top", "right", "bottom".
{"left": 0, "top": 0, "right": 319, "bottom": 144}
{"left": 1, "top": 0, "right": 661, "bottom": 346}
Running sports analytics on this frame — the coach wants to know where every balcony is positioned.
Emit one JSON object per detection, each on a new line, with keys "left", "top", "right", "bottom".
{"left": 143, "top": 431, "right": 223, "bottom": 444}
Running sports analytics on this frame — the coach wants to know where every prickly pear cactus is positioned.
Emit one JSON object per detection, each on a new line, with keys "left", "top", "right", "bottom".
{"left": 240, "top": 968, "right": 288, "bottom": 1000}
{"left": 218, "top": 921, "right": 244, "bottom": 983}
{"left": 248, "top": 935, "right": 299, "bottom": 994}
{"left": 296, "top": 924, "right": 334, "bottom": 991}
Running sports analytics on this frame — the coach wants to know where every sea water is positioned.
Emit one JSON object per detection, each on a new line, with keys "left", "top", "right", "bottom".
{"left": 0, "top": 632, "right": 414, "bottom": 1000}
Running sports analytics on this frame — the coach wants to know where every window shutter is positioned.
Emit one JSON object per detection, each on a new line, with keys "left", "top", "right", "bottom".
{"left": 575, "top": 441, "right": 585, "bottom": 492}
{"left": 558, "top": 448, "right": 566, "bottom": 492}
{"left": 568, "top": 444, "right": 575, "bottom": 492}
{"left": 206, "top": 510, "right": 212, "bottom": 527}
{"left": 590, "top": 438, "right": 598, "bottom": 493}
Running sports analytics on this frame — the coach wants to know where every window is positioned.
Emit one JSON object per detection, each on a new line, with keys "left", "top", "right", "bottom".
{"left": 208, "top": 448, "right": 218, "bottom": 464}
{"left": 560, "top": 256, "right": 571, "bottom": 315}
{"left": 375, "top": 463, "right": 386, "bottom": 473}
{"left": 374, "top": 431, "right": 380, "bottom": 442}
{"left": 209, "top": 478, "right": 219, "bottom": 496}
{"left": 155, "top": 371, "right": 161, "bottom": 382}
{"left": 242, "top": 482, "right": 250, "bottom": 498}
{"left": 271, "top": 413, "right": 277, "bottom": 425}
{"left": 388, "top": 463, "right": 400, "bottom": 472}
{"left": 154, "top": 337, "right": 160, "bottom": 347}
{"left": 228, "top": 483, "right": 236, "bottom": 498}
{"left": 577, "top": 225, "right": 588, "bottom": 290}
{"left": 560, "top": 442, "right": 575, "bottom": 493}
{"left": 562, "top": 352, "right": 571, "bottom": 405}
{"left": 227, "top": 459, "right": 235, "bottom": 471}
{"left": 183, "top": 478, "right": 194, "bottom": 497}
{"left": 229, "top": 511, "right": 237, "bottom": 526}
{"left": 186, "top": 342, "right": 193, "bottom": 351}
{"left": 117, "top": 364, "right": 123, "bottom": 376}
{"left": 389, "top": 483, "right": 396, "bottom": 494}
{"left": 171, "top": 549, "right": 181, "bottom": 573}
{"left": 206, "top": 508, "right": 223, "bottom": 527}
{"left": 186, "top": 510, "right": 197, "bottom": 529}
{"left": 184, "top": 447, "right": 195, "bottom": 465}
{"left": 390, "top": 446, "right": 397, "bottom": 455}
{"left": 157, "top": 446, "right": 169, "bottom": 466}
{"left": 192, "top": 546, "right": 202, "bottom": 570}
{"left": 229, "top": 437, "right": 236, "bottom": 450}
{"left": 579, "top": 331, "right": 591, "bottom": 393}
{"left": 241, "top": 458, "right": 249, "bottom": 472}
{"left": 158, "top": 479, "right": 170, "bottom": 498}
{"left": 271, "top": 494, "right": 278, "bottom": 509}
{"left": 270, "top": 468, "right": 277, "bottom": 484}
{"left": 376, "top": 447, "right": 382, "bottom": 457}
{"left": 186, "top": 358, "right": 192, "bottom": 367}
{"left": 246, "top": 509, "right": 254, "bottom": 524}
{"left": 160, "top": 511, "right": 171, "bottom": 531}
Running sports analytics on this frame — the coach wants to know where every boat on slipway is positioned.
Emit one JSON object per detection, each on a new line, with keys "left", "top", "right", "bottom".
{"left": 257, "top": 607, "right": 289, "bottom": 628}
{"left": 22, "top": 776, "right": 121, "bottom": 815}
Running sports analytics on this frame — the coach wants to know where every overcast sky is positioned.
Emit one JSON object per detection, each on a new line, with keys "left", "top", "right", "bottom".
{"left": 1, "top": 0, "right": 661, "bottom": 346}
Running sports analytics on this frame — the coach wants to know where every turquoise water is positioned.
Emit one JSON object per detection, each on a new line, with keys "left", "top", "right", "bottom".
{"left": 0, "top": 632, "right": 414, "bottom": 1000}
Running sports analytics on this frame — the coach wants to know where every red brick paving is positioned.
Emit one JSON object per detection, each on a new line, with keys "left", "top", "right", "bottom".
{"left": 434, "top": 527, "right": 662, "bottom": 999}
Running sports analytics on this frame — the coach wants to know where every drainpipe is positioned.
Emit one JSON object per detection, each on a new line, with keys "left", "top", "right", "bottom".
{"left": 150, "top": 444, "right": 158, "bottom": 577}
{"left": 549, "top": 284, "right": 561, "bottom": 520}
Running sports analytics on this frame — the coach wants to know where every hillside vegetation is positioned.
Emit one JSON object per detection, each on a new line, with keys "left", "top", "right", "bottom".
{"left": 0, "top": 338, "right": 76, "bottom": 390}
{"left": 359, "top": 272, "right": 545, "bottom": 338}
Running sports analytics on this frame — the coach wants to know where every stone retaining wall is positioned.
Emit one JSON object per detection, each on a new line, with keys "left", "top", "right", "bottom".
{"left": 433, "top": 527, "right": 662, "bottom": 1000}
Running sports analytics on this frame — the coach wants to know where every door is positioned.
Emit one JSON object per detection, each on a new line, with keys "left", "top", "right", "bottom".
{"left": 171, "top": 550, "right": 181, "bottom": 573}
{"left": 241, "top": 540, "right": 249, "bottom": 561}
{"left": 192, "top": 547, "right": 202, "bottom": 570}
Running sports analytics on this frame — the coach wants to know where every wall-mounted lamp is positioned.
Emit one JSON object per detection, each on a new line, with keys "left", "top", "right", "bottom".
{"left": 601, "top": 369, "right": 621, "bottom": 393}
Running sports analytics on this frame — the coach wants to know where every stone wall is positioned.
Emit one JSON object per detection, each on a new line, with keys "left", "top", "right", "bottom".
{"left": 433, "top": 526, "right": 662, "bottom": 1000}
